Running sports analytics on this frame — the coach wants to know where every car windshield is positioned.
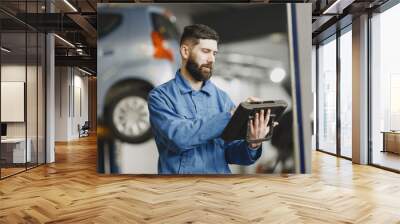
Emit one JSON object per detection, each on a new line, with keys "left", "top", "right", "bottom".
{"left": 151, "top": 13, "right": 180, "bottom": 41}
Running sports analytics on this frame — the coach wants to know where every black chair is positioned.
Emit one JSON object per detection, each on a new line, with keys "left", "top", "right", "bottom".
{"left": 79, "top": 121, "right": 90, "bottom": 138}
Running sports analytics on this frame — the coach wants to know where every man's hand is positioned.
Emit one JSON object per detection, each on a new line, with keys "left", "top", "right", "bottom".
{"left": 248, "top": 109, "right": 279, "bottom": 149}
{"left": 247, "top": 97, "right": 277, "bottom": 149}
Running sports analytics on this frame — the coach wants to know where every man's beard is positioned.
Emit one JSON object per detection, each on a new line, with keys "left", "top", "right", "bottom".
{"left": 186, "top": 55, "right": 213, "bottom": 82}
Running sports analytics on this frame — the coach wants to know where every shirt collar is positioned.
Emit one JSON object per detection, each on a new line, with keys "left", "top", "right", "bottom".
{"left": 175, "top": 69, "right": 212, "bottom": 96}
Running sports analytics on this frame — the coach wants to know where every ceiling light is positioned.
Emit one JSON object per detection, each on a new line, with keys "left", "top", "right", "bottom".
{"left": 1, "top": 47, "right": 11, "bottom": 53}
{"left": 54, "top": 34, "right": 75, "bottom": 48}
{"left": 322, "top": 0, "right": 354, "bottom": 15}
{"left": 63, "top": 0, "right": 78, "bottom": 12}
{"left": 323, "top": 0, "right": 341, "bottom": 14}
{"left": 78, "top": 67, "right": 92, "bottom": 76}
{"left": 270, "top": 68, "right": 286, "bottom": 83}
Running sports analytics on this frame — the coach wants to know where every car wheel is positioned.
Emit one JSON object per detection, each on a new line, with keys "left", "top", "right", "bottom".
{"left": 105, "top": 88, "right": 152, "bottom": 144}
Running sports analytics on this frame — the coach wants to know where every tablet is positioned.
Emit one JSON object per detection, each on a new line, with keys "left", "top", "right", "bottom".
{"left": 221, "top": 100, "right": 288, "bottom": 143}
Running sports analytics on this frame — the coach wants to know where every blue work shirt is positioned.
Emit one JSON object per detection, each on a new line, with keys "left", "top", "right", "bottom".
{"left": 148, "top": 69, "right": 262, "bottom": 174}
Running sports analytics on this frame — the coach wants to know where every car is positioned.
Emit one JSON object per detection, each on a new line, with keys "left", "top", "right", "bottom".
{"left": 97, "top": 5, "right": 181, "bottom": 143}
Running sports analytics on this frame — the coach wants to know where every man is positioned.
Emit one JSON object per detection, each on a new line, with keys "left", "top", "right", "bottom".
{"left": 148, "top": 24, "right": 275, "bottom": 174}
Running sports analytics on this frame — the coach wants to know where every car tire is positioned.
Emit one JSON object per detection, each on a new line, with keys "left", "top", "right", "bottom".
{"left": 105, "top": 87, "right": 153, "bottom": 144}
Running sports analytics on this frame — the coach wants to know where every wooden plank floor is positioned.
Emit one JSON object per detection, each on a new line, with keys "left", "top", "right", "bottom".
{"left": 1, "top": 135, "right": 400, "bottom": 224}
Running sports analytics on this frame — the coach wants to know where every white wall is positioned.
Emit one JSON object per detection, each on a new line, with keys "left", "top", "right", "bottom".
{"left": 55, "top": 67, "right": 89, "bottom": 141}
{"left": 55, "top": 67, "right": 68, "bottom": 141}
{"left": 1, "top": 65, "right": 38, "bottom": 138}
{"left": 1, "top": 65, "right": 26, "bottom": 135}
{"left": 1, "top": 63, "right": 46, "bottom": 164}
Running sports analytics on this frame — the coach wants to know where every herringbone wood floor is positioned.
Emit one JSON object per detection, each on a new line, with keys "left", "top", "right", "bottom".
{"left": 1, "top": 135, "right": 400, "bottom": 223}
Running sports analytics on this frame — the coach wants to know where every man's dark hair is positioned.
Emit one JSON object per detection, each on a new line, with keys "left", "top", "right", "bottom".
{"left": 180, "top": 24, "right": 219, "bottom": 46}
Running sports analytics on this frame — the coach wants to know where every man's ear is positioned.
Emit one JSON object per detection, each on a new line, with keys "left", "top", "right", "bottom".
{"left": 180, "top": 44, "right": 190, "bottom": 60}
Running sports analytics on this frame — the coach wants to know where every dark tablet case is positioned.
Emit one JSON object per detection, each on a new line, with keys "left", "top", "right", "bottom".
{"left": 221, "top": 100, "right": 288, "bottom": 143}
